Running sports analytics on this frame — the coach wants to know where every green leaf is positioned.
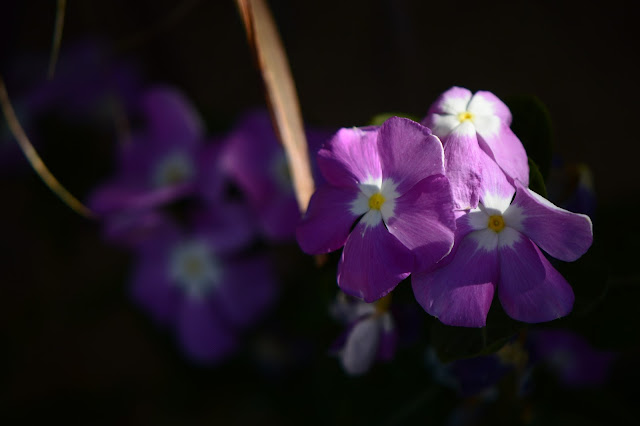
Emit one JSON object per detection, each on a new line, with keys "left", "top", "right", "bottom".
{"left": 505, "top": 95, "right": 553, "bottom": 179}
{"left": 528, "top": 157, "right": 548, "bottom": 198}
{"left": 369, "top": 112, "right": 420, "bottom": 126}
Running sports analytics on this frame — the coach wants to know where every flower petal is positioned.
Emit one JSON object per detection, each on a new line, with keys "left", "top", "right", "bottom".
{"left": 177, "top": 298, "right": 237, "bottom": 363}
{"left": 140, "top": 87, "right": 204, "bottom": 148}
{"left": 317, "top": 126, "right": 381, "bottom": 188}
{"left": 498, "top": 236, "right": 575, "bottom": 323}
{"left": 377, "top": 117, "right": 446, "bottom": 194}
{"left": 426, "top": 86, "right": 473, "bottom": 116}
{"left": 376, "top": 313, "right": 397, "bottom": 361}
{"left": 215, "top": 255, "right": 277, "bottom": 328}
{"left": 467, "top": 90, "right": 512, "bottom": 126}
{"left": 442, "top": 122, "right": 499, "bottom": 209}
{"left": 385, "top": 175, "right": 455, "bottom": 273}
{"left": 338, "top": 222, "right": 413, "bottom": 302}
{"left": 412, "top": 233, "right": 498, "bottom": 327}
{"left": 476, "top": 122, "right": 529, "bottom": 185}
{"left": 507, "top": 181, "right": 593, "bottom": 261}
{"left": 296, "top": 185, "right": 362, "bottom": 254}
{"left": 340, "top": 316, "right": 381, "bottom": 375}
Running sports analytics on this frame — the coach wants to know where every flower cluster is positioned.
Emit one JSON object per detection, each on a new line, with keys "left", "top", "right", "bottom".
{"left": 88, "top": 89, "right": 328, "bottom": 362}
{"left": 298, "top": 86, "right": 593, "bottom": 328}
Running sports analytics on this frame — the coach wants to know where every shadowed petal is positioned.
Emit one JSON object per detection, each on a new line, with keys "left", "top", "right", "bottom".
{"left": 177, "top": 298, "right": 237, "bottom": 363}
{"left": 507, "top": 181, "right": 593, "bottom": 262}
{"left": 215, "top": 256, "right": 277, "bottom": 329}
{"left": 498, "top": 236, "right": 575, "bottom": 323}
{"left": 317, "top": 126, "right": 381, "bottom": 188}
{"left": 386, "top": 175, "right": 455, "bottom": 273}
{"left": 338, "top": 222, "right": 413, "bottom": 302}
{"left": 340, "top": 316, "right": 381, "bottom": 375}
{"left": 296, "top": 185, "right": 362, "bottom": 254}
{"left": 376, "top": 313, "right": 397, "bottom": 361}
{"left": 412, "top": 233, "right": 498, "bottom": 327}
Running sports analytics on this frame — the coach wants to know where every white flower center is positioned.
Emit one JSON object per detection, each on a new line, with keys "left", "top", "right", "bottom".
{"left": 169, "top": 240, "right": 222, "bottom": 298}
{"left": 153, "top": 152, "right": 195, "bottom": 187}
{"left": 350, "top": 177, "right": 400, "bottom": 227}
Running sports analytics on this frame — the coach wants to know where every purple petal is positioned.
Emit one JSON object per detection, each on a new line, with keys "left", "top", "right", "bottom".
{"left": 498, "top": 236, "right": 575, "bottom": 323}
{"left": 215, "top": 255, "right": 277, "bottom": 329}
{"left": 377, "top": 117, "right": 445, "bottom": 194}
{"left": 376, "top": 314, "right": 397, "bottom": 362}
{"left": 259, "top": 194, "right": 300, "bottom": 241}
{"left": 140, "top": 87, "right": 204, "bottom": 148}
{"left": 442, "top": 122, "right": 499, "bottom": 209}
{"left": 476, "top": 123, "right": 529, "bottom": 185}
{"left": 130, "top": 255, "right": 180, "bottom": 325}
{"left": 507, "top": 181, "right": 593, "bottom": 262}
{"left": 177, "top": 298, "right": 237, "bottom": 363}
{"left": 338, "top": 222, "right": 413, "bottom": 302}
{"left": 317, "top": 126, "right": 381, "bottom": 189}
{"left": 468, "top": 91, "right": 512, "bottom": 126}
{"left": 340, "top": 316, "right": 381, "bottom": 375}
{"left": 385, "top": 175, "right": 455, "bottom": 273}
{"left": 88, "top": 180, "right": 193, "bottom": 215}
{"left": 296, "top": 185, "right": 361, "bottom": 254}
{"left": 193, "top": 202, "right": 255, "bottom": 254}
{"left": 412, "top": 234, "right": 498, "bottom": 327}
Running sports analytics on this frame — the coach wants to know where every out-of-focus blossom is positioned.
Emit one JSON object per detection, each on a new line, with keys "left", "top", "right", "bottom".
{"left": 529, "top": 329, "right": 616, "bottom": 388}
{"left": 330, "top": 292, "right": 397, "bottom": 375}
{"left": 412, "top": 160, "right": 593, "bottom": 327}
{"left": 219, "top": 110, "right": 331, "bottom": 241}
{"left": 297, "top": 117, "right": 456, "bottom": 302}
{"left": 422, "top": 87, "right": 529, "bottom": 209}
{"left": 131, "top": 214, "right": 275, "bottom": 363}
{"left": 88, "top": 86, "right": 216, "bottom": 245}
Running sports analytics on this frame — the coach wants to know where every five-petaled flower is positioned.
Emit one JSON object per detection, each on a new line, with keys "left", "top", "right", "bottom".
{"left": 297, "top": 117, "right": 456, "bottom": 302}
{"left": 412, "top": 162, "right": 593, "bottom": 327}
{"left": 422, "top": 87, "right": 529, "bottom": 209}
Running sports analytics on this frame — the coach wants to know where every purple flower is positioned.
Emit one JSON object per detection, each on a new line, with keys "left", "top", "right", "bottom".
{"left": 297, "top": 117, "right": 456, "bottom": 302}
{"left": 423, "top": 87, "right": 529, "bottom": 208}
{"left": 219, "top": 110, "right": 331, "bottom": 241}
{"left": 131, "top": 214, "right": 275, "bottom": 363}
{"left": 529, "top": 329, "right": 616, "bottom": 388}
{"left": 88, "top": 86, "right": 216, "bottom": 245}
{"left": 412, "top": 162, "right": 593, "bottom": 327}
{"left": 547, "top": 158, "right": 596, "bottom": 219}
{"left": 330, "top": 293, "right": 397, "bottom": 376}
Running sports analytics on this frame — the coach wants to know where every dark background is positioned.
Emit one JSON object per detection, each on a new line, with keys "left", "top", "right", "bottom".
{"left": 1, "top": 0, "right": 639, "bottom": 424}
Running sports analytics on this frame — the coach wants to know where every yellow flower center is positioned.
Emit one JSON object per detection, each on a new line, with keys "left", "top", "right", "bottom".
{"left": 488, "top": 214, "right": 506, "bottom": 233}
{"left": 368, "top": 192, "right": 386, "bottom": 210}
{"left": 375, "top": 293, "right": 392, "bottom": 315}
{"left": 457, "top": 111, "right": 474, "bottom": 122}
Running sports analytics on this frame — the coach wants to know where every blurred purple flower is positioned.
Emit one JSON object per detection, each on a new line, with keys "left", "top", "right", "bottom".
{"left": 297, "top": 117, "right": 456, "bottom": 302}
{"left": 131, "top": 214, "right": 275, "bottom": 363}
{"left": 422, "top": 87, "right": 529, "bottom": 209}
{"left": 412, "top": 161, "right": 593, "bottom": 327}
{"left": 329, "top": 293, "right": 397, "bottom": 376}
{"left": 219, "top": 110, "right": 331, "bottom": 241}
{"left": 529, "top": 329, "right": 616, "bottom": 388}
{"left": 88, "top": 86, "right": 220, "bottom": 246}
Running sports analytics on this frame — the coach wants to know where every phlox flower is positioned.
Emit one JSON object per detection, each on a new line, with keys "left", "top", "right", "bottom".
{"left": 297, "top": 117, "right": 456, "bottom": 302}
{"left": 412, "top": 162, "right": 593, "bottom": 327}
{"left": 131, "top": 212, "right": 275, "bottom": 363}
{"left": 330, "top": 293, "right": 397, "bottom": 376}
{"left": 219, "top": 110, "right": 331, "bottom": 241}
{"left": 423, "top": 87, "right": 529, "bottom": 209}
